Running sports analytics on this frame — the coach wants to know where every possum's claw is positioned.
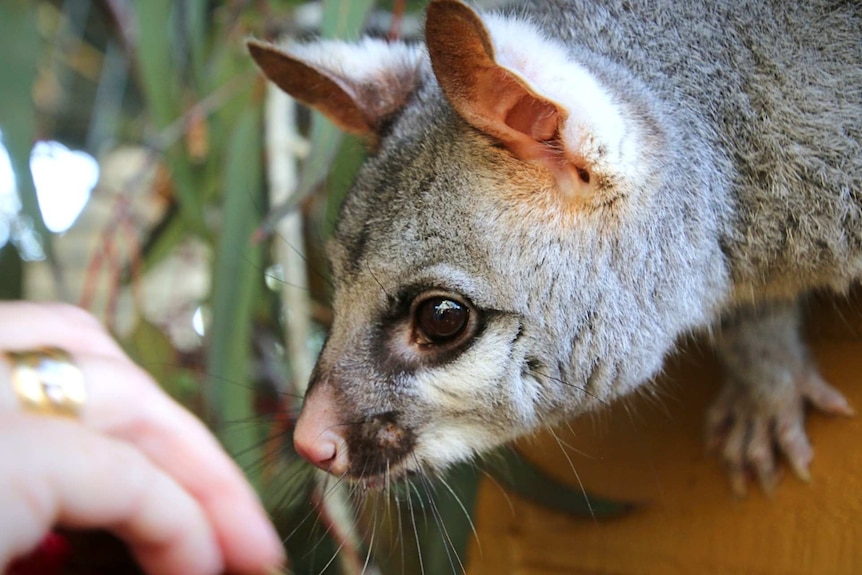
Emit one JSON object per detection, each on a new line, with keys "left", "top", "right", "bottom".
{"left": 706, "top": 368, "right": 853, "bottom": 497}
{"left": 799, "top": 372, "right": 855, "bottom": 417}
{"left": 708, "top": 302, "right": 855, "bottom": 496}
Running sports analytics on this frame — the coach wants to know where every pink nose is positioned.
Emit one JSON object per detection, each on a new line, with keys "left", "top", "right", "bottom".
{"left": 293, "top": 384, "right": 350, "bottom": 476}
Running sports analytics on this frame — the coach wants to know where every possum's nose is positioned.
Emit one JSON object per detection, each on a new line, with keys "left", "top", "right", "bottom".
{"left": 293, "top": 384, "right": 349, "bottom": 475}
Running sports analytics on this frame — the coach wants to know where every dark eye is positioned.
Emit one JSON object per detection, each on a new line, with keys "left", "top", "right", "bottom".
{"left": 415, "top": 297, "right": 470, "bottom": 344}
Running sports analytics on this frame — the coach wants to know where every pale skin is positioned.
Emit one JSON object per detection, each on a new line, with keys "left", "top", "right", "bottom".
{"left": 0, "top": 301, "right": 286, "bottom": 574}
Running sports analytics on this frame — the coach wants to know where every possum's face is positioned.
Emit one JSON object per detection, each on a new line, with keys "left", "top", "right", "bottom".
{"left": 299, "top": 101, "right": 571, "bottom": 481}
{"left": 297, "top": 92, "right": 665, "bottom": 483}
{"left": 249, "top": 0, "right": 727, "bottom": 483}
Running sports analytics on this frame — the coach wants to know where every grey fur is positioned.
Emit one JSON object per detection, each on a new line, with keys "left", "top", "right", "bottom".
{"left": 258, "top": 0, "right": 861, "bottom": 485}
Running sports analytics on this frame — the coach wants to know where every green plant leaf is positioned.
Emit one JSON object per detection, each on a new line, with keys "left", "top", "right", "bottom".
{"left": 295, "top": 113, "right": 343, "bottom": 199}
{"left": 416, "top": 463, "right": 482, "bottom": 575}
{"left": 136, "top": 0, "right": 179, "bottom": 129}
{"left": 298, "top": 0, "right": 377, "bottom": 192}
{"left": 136, "top": 0, "right": 207, "bottom": 235}
{"left": 320, "top": 0, "right": 376, "bottom": 40}
{"left": 205, "top": 105, "right": 265, "bottom": 485}
{"left": 259, "top": 0, "right": 378, "bottom": 237}
{"left": 182, "top": 0, "right": 209, "bottom": 90}
{"left": 483, "top": 448, "right": 636, "bottom": 519}
{"left": 281, "top": 476, "right": 341, "bottom": 574}
{"left": 320, "top": 134, "right": 366, "bottom": 237}
{"left": 123, "top": 203, "right": 183, "bottom": 282}
{"left": 0, "top": 244, "right": 23, "bottom": 300}
{"left": 125, "top": 319, "right": 201, "bottom": 407}
{"left": 0, "top": 1, "right": 53, "bottom": 262}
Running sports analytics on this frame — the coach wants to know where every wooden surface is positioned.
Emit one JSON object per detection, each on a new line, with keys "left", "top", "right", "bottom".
{"left": 467, "top": 293, "right": 862, "bottom": 575}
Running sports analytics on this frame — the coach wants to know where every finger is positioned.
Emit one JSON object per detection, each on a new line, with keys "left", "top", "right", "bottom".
{"left": 0, "top": 302, "right": 125, "bottom": 360}
{"left": 74, "top": 356, "right": 285, "bottom": 572}
{"left": 0, "top": 414, "right": 222, "bottom": 575}
{"left": 84, "top": 357, "right": 285, "bottom": 572}
{"left": 0, "top": 342, "right": 285, "bottom": 572}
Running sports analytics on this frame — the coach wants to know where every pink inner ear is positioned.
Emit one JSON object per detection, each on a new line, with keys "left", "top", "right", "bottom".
{"left": 425, "top": 0, "right": 566, "bottom": 159}
{"left": 466, "top": 67, "right": 565, "bottom": 163}
{"left": 426, "top": 0, "right": 594, "bottom": 198}
{"left": 505, "top": 95, "right": 560, "bottom": 142}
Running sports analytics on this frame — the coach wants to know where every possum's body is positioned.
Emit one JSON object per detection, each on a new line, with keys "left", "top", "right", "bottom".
{"left": 522, "top": 0, "right": 862, "bottom": 298}
{"left": 249, "top": 0, "right": 861, "bottom": 493}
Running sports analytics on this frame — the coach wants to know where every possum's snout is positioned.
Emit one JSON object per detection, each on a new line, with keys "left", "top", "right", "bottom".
{"left": 294, "top": 383, "right": 416, "bottom": 480}
{"left": 293, "top": 384, "right": 350, "bottom": 475}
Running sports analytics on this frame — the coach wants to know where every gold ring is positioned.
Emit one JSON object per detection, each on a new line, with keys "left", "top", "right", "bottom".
{"left": 6, "top": 347, "right": 86, "bottom": 417}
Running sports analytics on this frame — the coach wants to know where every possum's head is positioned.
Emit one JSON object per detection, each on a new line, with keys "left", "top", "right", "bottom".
{"left": 249, "top": 0, "right": 726, "bottom": 484}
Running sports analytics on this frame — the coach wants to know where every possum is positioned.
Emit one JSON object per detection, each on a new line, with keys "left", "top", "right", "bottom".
{"left": 248, "top": 0, "right": 861, "bottom": 495}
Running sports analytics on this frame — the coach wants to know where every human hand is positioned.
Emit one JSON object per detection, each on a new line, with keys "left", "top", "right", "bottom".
{"left": 0, "top": 301, "right": 286, "bottom": 574}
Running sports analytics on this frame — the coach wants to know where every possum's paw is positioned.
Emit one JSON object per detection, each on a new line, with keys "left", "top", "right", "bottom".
{"left": 705, "top": 368, "right": 854, "bottom": 497}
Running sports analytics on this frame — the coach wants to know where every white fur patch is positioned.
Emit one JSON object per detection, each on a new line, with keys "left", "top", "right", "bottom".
{"left": 284, "top": 37, "right": 423, "bottom": 87}
{"left": 407, "top": 320, "right": 543, "bottom": 470}
{"left": 414, "top": 423, "right": 496, "bottom": 470}
{"left": 414, "top": 330, "right": 512, "bottom": 406}
{"left": 483, "top": 14, "right": 645, "bottom": 185}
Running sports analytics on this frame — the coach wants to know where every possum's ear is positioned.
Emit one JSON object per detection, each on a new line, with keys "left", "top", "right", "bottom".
{"left": 425, "top": 0, "right": 567, "bottom": 163}
{"left": 247, "top": 38, "right": 422, "bottom": 136}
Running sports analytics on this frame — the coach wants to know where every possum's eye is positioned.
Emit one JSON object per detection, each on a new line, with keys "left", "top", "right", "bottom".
{"left": 412, "top": 295, "right": 472, "bottom": 345}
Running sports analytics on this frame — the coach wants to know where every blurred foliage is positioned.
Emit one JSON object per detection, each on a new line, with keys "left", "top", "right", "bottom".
{"left": 0, "top": 0, "right": 630, "bottom": 573}
{"left": 0, "top": 1, "right": 55, "bottom": 275}
{"left": 0, "top": 245, "right": 23, "bottom": 300}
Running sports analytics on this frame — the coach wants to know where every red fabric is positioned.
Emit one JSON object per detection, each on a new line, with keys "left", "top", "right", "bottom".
{"left": 7, "top": 532, "right": 72, "bottom": 575}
